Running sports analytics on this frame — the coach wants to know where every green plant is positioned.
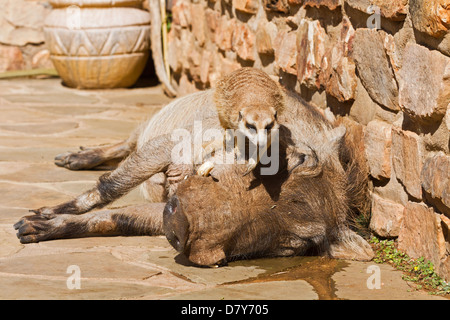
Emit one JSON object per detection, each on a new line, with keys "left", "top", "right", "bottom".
{"left": 370, "top": 236, "right": 450, "bottom": 296}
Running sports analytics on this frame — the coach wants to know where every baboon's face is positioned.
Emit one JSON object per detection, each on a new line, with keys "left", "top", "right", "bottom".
{"left": 237, "top": 105, "right": 279, "bottom": 148}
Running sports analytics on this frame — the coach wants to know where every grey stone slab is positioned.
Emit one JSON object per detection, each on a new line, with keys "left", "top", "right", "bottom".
{"left": 2, "top": 93, "right": 99, "bottom": 105}
{"left": 167, "top": 280, "right": 318, "bottom": 300}
{"left": 0, "top": 136, "right": 120, "bottom": 148}
{"left": 0, "top": 162, "right": 103, "bottom": 183}
{"left": 0, "top": 207, "right": 28, "bottom": 224}
{"left": 0, "top": 182, "right": 72, "bottom": 210}
{"left": 74, "top": 118, "right": 137, "bottom": 140}
{"left": 333, "top": 260, "right": 446, "bottom": 300}
{"left": 0, "top": 224, "right": 23, "bottom": 258}
{"left": 33, "top": 106, "right": 110, "bottom": 116}
{"left": 104, "top": 93, "right": 173, "bottom": 106}
{"left": 145, "top": 250, "right": 268, "bottom": 285}
{"left": 0, "top": 275, "right": 173, "bottom": 300}
{"left": 0, "top": 146, "right": 69, "bottom": 162}
{"left": 0, "top": 107, "right": 53, "bottom": 124}
{"left": 0, "top": 251, "right": 159, "bottom": 280}
{"left": 0, "top": 122, "right": 79, "bottom": 135}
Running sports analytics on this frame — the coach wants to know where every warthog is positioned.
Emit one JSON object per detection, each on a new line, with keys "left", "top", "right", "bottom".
{"left": 14, "top": 70, "right": 374, "bottom": 266}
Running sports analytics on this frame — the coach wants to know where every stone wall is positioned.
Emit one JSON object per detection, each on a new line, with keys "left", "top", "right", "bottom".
{"left": 0, "top": 0, "right": 54, "bottom": 72}
{"left": 167, "top": 0, "right": 450, "bottom": 280}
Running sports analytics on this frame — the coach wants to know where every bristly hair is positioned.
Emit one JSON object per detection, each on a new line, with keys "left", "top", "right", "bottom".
{"left": 336, "top": 118, "right": 372, "bottom": 235}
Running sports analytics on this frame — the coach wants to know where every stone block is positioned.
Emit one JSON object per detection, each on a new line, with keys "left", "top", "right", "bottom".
{"left": 0, "top": 45, "right": 25, "bottom": 72}
{"left": 190, "top": 3, "right": 206, "bottom": 46}
{"left": 364, "top": 120, "right": 392, "bottom": 180}
{"left": 263, "top": 0, "right": 289, "bottom": 13}
{"left": 168, "top": 26, "right": 182, "bottom": 73}
{"left": 0, "top": 0, "right": 50, "bottom": 46}
{"left": 233, "top": 0, "right": 259, "bottom": 14}
{"left": 205, "top": 9, "right": 220, "bottom": 33}
{"left": 255, "top": 21, "right": 277, "bottom": 55}
{"left": 409, "top": 0, "right": 450, "bottom": 38}
{"left": 171, "top": 0, "right": 191, "bottom": 28}
{"left": 303, "top": 0, "right": 341, "bottom": 10}
{"left": 345, "top": 0, "right": 408, "bottom": 20}
{"left": 200, "top": 50, "right": 213, "bottom": 84}
{"left": 321, "top": 17, "right": 357, "bottom": 102}
{"left": 369, "top": 194, "right": 404, "bottom": 238}
{"left": 274, "top": 30, "right": 297, "bottom": 75}
{"left": 391, "top": 127, "right": 424, "bottom": 200}
{"left": 349, "top": 78, "right": 377, "bottom": 125}
{"left": 297, "top": 19, "right": 327, "bottom": 89}
{"left": 232, "top": 22, "right": 256, "bottom": 61}
{"left": 215, "top": 16, "right": 235, "bottom": 52}
{"left": 398, "top": 43, "right": 450, "bottom": 124}
{"left": 351, "top": 28, "right": 399, "bottom": 111}
{"left": 398, "top": 202, "right": 446, "bottom": 271}
{"left": 421, "top": 152, "right": 450, "bottom": 210}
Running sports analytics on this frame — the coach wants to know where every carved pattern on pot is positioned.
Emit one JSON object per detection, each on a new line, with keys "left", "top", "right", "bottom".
{"left": 44, "top": 2, "right": 151, "bottom": 89}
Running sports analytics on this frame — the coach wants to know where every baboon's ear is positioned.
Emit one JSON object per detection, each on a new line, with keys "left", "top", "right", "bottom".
{"left": 238, "top": 111, "right": 243, "bottom": 121}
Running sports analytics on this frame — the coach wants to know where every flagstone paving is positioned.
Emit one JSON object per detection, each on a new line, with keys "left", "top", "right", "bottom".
{"left": 0, "top": 77, "right": 446, "bottom": 300}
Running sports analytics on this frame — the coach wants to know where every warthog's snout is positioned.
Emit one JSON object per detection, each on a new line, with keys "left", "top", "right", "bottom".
{"left": 163, "top": 196, "right": 189, "bottom": 253}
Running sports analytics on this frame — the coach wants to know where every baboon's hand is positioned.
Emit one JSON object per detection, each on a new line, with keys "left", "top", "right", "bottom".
{"left": 197, "top": 161, "right": 215, "bottom": 177}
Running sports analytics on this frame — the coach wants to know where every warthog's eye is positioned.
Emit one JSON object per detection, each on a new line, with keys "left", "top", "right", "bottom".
{"left": 246, "top": 123, "right": 256, "bottom": 131}
{"left": 265, "top": 121, "right": 274, "bottom": 131}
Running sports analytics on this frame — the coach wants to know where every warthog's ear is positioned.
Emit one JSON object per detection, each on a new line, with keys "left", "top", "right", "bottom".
{"left": 188, "top": 240, "right": 226, "bottom": 267}
{"left": 328, "top": 228, "right": 374, "bottom": 261}
{"left": 320, "top": 125, "right": 346, "bottom": 172}
{"left": 326, "top": 126, "right": 346, "bottom": 154}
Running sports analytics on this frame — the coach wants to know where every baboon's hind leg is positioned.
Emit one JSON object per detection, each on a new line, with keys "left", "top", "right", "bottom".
{"left": 32, "top": 132, "right": 174, "bottom": 217}
{"left": 54, "top": 121, "right": 143, "bottom": 170}
{"left": 54, "top": 140, "right": 133, "bottom": 170}
{"left": 14, "top": 203, "right": 165, "bottom": 243}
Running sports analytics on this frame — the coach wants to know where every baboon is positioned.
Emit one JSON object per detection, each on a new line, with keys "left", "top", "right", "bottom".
{"left": 14, "top": 69, "right": 374, "bottom": 266}
{"left": 197, "top": 68, "right": 285, "bottom": 176}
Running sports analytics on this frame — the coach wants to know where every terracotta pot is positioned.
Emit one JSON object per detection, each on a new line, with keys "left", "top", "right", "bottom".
{"left": 44, "top": 0, "right": 151, "bottom": 89}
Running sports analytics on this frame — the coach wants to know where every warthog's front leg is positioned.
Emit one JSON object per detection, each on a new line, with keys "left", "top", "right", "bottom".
{"left": 14, "top": 203, "right": 166, "bottom": 244}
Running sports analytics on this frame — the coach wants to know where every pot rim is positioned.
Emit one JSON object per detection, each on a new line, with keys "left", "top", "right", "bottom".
{"left": 49, "top": 0, "right": 144, "bottom": 8}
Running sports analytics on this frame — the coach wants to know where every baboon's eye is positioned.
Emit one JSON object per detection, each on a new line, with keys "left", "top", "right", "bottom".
{"left": 246, "top": 123, "right": 256, "bottom": 131}
{"left": 265, "top": 122, "right": 274, "bottom": 131}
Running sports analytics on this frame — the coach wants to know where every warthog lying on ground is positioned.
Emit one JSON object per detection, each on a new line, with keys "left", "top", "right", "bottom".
{"left": 14, "top": 77, "right": 374, "bottom": 266}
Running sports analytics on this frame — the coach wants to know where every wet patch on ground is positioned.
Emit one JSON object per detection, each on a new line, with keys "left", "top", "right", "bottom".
{"left": 226, "top": 256, "right": 348, "bottom": 300}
